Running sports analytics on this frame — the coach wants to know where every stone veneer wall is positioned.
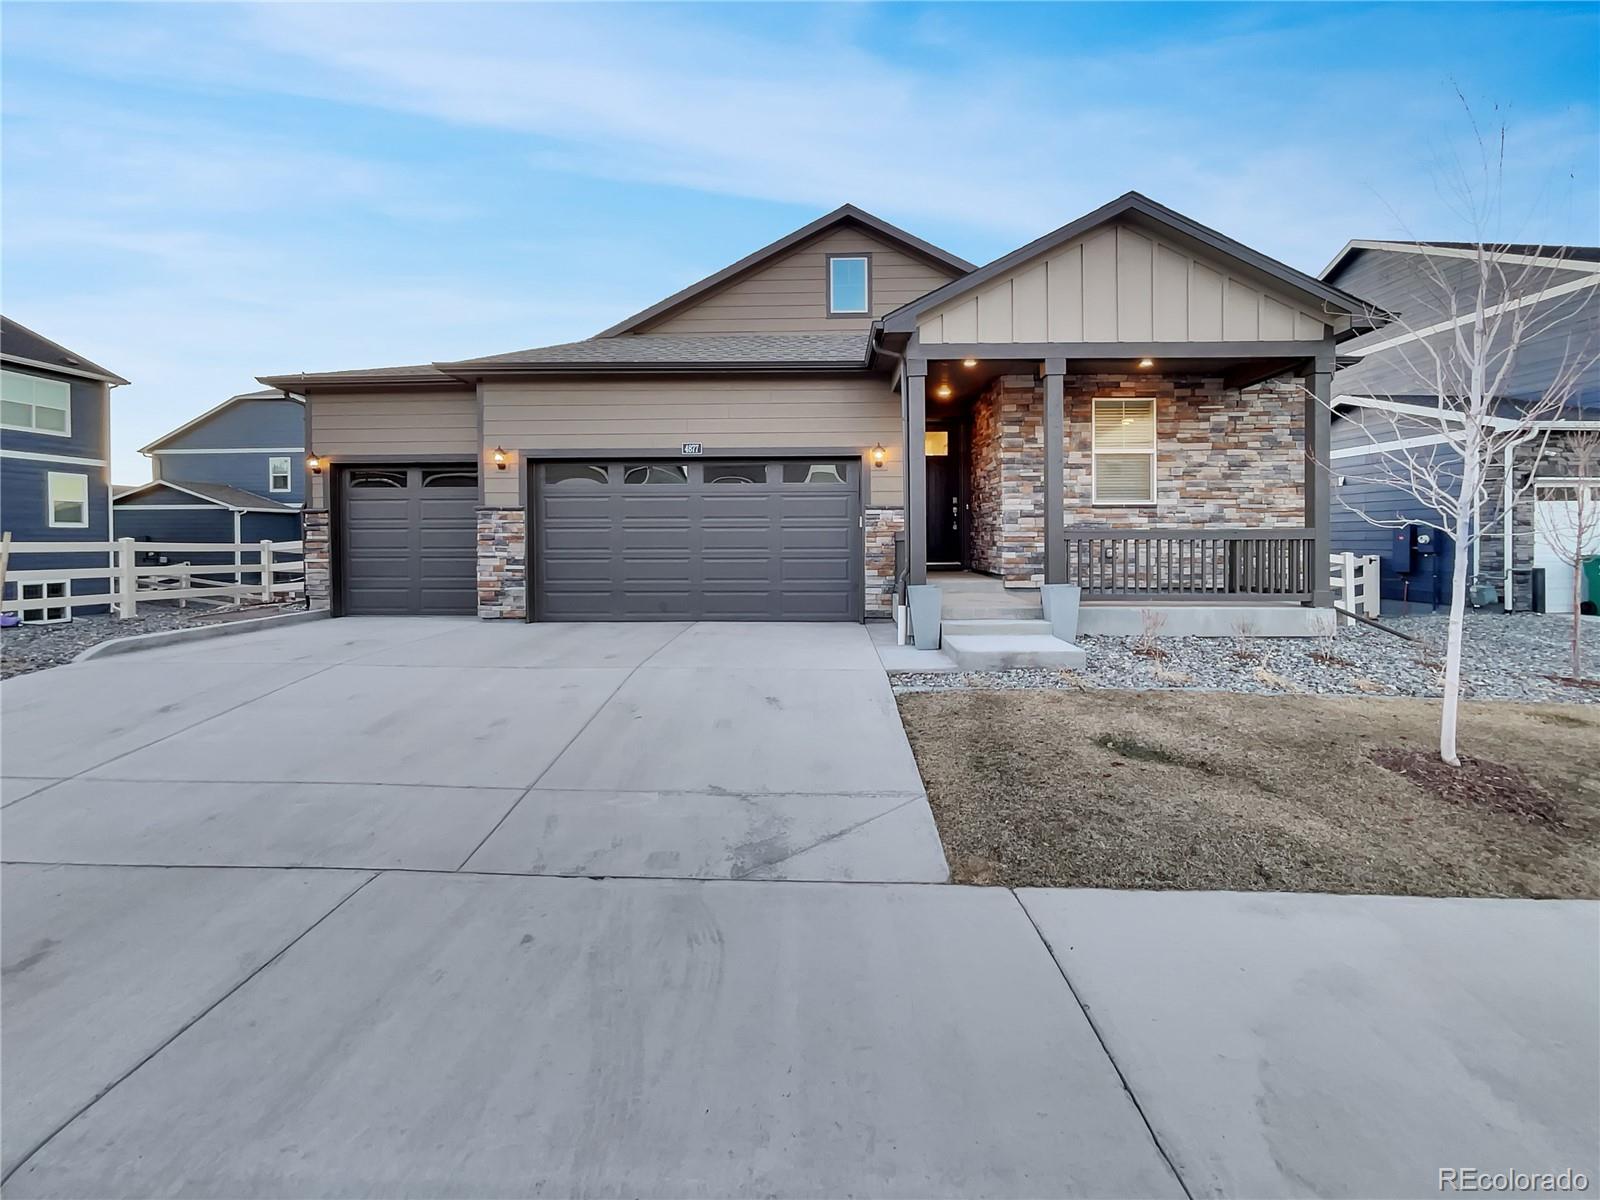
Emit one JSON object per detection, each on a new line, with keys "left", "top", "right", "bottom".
{"left": 1064, "top": 374, "right": 1304, "bottom": 528}
{"left": 962, "top": 373, "right": 1307, "bottom": 587}
{"left": 476, "top": 507, "right": 527, "bottom": 620}
{"left": 863, "top": 507, "right": 904, "bottom": 616}
{"left": 302, "top": 509, "right": 331, "bottom": 610}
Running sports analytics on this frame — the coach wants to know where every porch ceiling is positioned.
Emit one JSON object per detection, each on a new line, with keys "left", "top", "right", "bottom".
{"left": 918, "top": 353, "right": 1307, "bottom": 405}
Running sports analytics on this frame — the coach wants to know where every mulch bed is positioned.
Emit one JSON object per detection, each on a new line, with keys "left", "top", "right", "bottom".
{"left": 1369, "top": 748, "right": 1564, "bottom": 826}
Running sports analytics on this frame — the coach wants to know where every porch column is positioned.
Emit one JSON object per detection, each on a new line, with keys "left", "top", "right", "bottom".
{"left": 1306, "top": 346, "right": 1334, "bottom": 607}
{"left": 1042, "top": 358, "right": 1066, "bottom": 583}
{"left": 905, "top": 360, "right": 928, "bottom": 585}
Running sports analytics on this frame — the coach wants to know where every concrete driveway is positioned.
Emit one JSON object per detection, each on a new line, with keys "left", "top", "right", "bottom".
{"left": 0, "top": 618, "right": 947, "bottom": 882}
{"left": 3, "top": 618, "right": 1597, "bottom": 1197}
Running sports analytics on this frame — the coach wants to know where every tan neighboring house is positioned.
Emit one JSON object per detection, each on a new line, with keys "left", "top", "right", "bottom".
{"left": 259, "top": 192, "right": 1384, "bottom": 637}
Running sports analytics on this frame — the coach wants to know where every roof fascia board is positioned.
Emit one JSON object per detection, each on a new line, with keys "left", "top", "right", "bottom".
{"left": 1, "top": 352, "right": 128, "bottom": 386}
{"left": 1333, "top": 393, "right": 1600, "bottom": 432}
{"left": 0, "top": 318, "right": 130, "bottom": 384}
{"left": 1321, "top": 239, "right": 1600, "bottom": 280}
{"left": 255, "top": 372, "right": 465, "bottom": 392}
{"left": 881, "top": 192, "right": 1386, "bottom": 334}
{"left": 446, "top": 362, "right": 878, "bottom": 382}
{"left": 592, "top": 205, "right": 975, "bottom": 339}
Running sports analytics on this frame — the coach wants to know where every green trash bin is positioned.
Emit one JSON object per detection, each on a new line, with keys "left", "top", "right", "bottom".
{"left": 1582, "top": 555, "right": 1600, "bottom": 611}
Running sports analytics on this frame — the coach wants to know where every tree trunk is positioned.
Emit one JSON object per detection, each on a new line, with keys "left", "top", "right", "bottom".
{"left": 1440, "top": 468, "right": 1478, "bottom": 767}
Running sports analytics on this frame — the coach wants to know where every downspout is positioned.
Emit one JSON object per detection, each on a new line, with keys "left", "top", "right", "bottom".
{"left": 234, "top": 509, "right": 243, "bottom": 605}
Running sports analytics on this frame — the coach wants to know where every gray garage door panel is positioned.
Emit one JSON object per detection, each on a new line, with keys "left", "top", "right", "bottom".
{"left": 342, "top": 465, "right": 478, "bottom": 616}
{"left": 535, "top": 459, "right": 861, "bottom": 622}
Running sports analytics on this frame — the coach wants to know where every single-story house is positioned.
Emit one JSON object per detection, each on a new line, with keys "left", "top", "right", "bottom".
{"left": 259, "top": 192, "right": 1385, "bottom": 649}
{"left": 1321, "top": 240, "right": 1600, "bottom": 613}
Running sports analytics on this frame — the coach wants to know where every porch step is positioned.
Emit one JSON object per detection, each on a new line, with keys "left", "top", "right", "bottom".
{"left": 939, "top": 596, "right": 1044, "bottom": 620}
{"left": 942, "top": 618, "right": 1054, "bottom": 637}
{"left": 942, "top": 628, "right": 1087, "bottom": 672}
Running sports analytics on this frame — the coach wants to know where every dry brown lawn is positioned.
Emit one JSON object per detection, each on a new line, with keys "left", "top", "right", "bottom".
{"left": 897, "top": 689, "right": 1600, "bottom": 898}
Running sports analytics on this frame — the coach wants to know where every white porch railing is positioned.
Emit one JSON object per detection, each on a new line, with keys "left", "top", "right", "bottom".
{"left": 0, "top": 534, "right": 304, "bottom": 621}
{"left": 1330, "top": 551, "right": 1380, "bottom": 620}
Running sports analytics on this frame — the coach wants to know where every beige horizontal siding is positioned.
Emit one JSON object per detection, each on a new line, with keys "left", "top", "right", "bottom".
{"left": 306, "top": 388, "right": 476, "bottom": 506}
{"left": 482, "top": 377, "right": 902, "bottom": 507}
{"left": 643, "top": 227, "right": 957, "bottom": 334}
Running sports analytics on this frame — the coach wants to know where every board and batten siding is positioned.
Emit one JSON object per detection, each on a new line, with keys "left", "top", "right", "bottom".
{"left": 481, "top": 377, "right": 903, "bottom": 507}
{"left": 640, "top": 227, "right": 958, "bottom": 334}
{"left": 304, "top": 388, "right": 477, "bottom": 507}
{"left": 918, "top": 222, "right": 1330, "bottom": 345}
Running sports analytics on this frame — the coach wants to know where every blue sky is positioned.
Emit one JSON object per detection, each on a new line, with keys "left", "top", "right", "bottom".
{"left": 3, "top": 2, "right": 1597, "bottom": 483}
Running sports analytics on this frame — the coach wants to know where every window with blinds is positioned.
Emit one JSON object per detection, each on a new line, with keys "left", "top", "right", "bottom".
{"left": 1092, "top": 397, "right": 1156, "bottom": 504}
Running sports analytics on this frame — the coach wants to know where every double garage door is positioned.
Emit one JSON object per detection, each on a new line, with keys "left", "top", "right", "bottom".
{"left": 534, "top": 458, "right": 862, "bottom": 621}
{"left": 340, "top": 457, "right": 862, "bottom": 621}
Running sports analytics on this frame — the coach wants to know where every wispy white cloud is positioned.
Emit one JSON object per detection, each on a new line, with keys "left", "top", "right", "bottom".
{"left": 2, "top": 1, "right": 1595, "bottom": 482}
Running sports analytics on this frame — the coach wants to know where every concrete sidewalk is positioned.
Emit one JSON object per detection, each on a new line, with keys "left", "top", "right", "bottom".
{"left": 3, "top": 866, "right": 1595, "bottom": 1198}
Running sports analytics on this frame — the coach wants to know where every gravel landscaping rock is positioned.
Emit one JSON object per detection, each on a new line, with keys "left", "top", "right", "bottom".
{"left": 0, "top": 601, "right": 307, "bottom": 679}
{"left": 892, "top": 612, "right": 1600, "bottom": 705}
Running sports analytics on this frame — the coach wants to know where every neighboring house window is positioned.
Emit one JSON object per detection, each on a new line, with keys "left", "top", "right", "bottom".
{"left": 268, "top": 455, "right": 292, "bottom": 492}
{"left": 828, "top": 255, "right": 869, "bottom": 315}
{"left": 1092, "top": 398, "right": 1157, "bottom": 505}
{"left": 47, "top": 471, "right": 90, "bottom": 527}
{"left": 1, "top": 369, "right": 71, "bottom": 436}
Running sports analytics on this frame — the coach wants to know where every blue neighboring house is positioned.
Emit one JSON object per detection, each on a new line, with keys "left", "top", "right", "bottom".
{"left": 1320, "top": 241, "right": 1600, "bottom": 613}
{"left": 1, "top": 316, "right": 129, "bottom": 621}
{"left": 114, "top": 388, "right": 304, "bottom": 574}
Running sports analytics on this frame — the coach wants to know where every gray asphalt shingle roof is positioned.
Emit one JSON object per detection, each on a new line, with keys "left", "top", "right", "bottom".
{"left": 444, "top": 332, "right": 872, "bottom": 369}
{"left": 117, "top": 480, "right": 298, "bottom": 512}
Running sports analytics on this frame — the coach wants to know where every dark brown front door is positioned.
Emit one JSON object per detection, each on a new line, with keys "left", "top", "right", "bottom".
{"left": 925, "top": 440, "right": 961, "bottom": 567}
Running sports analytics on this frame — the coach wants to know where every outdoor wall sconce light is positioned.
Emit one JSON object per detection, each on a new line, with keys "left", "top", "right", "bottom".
{"left": 492, "top": 446, "right": 509, "bottom": 470}
{"left": 1137, "top": 357, "right": 1155, "bottom": 369}
{"left": 870, "top": 443, "right": 887, "bottom": 469}
{"left": 306, "top": 454, "right": 322, "bottom": 475}
{"left": 962, "top": 357, "right": 978, "bottom": 368}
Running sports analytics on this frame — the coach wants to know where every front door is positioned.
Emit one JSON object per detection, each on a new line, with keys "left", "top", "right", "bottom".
{"left": 925, "top": 429, "right": 961, "bottom": 567}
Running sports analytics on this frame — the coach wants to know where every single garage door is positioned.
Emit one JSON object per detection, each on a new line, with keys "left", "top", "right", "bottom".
{"left": 341, "top": 464, "right": 478, "bottom": 615}
{"left": 534, "top": 457, "right": 861, "bottom": 621}
{"left": 1533, "top": 483, "right": 1600, "bottom": 614}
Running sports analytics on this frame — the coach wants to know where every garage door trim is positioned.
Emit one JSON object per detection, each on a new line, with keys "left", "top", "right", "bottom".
{"left": 333, "top": 458, "right": 479, "bottom": 617}
{"left": 526, "top": 448, "right": 870, "bottom": 624}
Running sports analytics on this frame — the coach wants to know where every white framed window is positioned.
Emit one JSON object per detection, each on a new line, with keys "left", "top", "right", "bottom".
{"left": 1, "top": 369, "right": 71, "bottom": 436}
{"left": 268, "top": 455, "right": 292, "bottom": 492}
{"left": 827, "top": 254, "right": 869, "bottom": 315}
{"left": 1092, "top": 397, "right": 1157, "bottom": 505}
{"left": 47, "top": 471, "right": 90, "bottom": 527}
{"left": 18, "top": 580, "right": 71, "bottom": 624}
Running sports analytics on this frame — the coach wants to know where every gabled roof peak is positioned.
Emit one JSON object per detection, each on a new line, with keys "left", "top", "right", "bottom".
{"left": 594, "top": 204, "right": 975, "bottom": 338}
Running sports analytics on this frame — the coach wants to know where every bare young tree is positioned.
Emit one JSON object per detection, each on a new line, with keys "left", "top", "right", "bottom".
{"left": 1326, "top": 108, "right": 1599, "bottom": 766}
{"left": 1532, "top": 431, "right": 1600, "bottom": 682}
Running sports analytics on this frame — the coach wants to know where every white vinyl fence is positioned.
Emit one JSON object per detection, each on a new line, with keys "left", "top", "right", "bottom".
{"left": 1330, "top": 551, "right": 1380, "bottom": 621}
{"left": 0, "top": 534, "right": 304, "bottom": 622}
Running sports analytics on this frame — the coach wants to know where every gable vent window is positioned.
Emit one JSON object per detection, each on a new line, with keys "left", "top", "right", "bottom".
{"left": 1092, "top": 397, "right": 1157, "bottom": 505}
{"left": 268, "top": 456, "right": 292, "bottom": 493}
{"left": 828, "top": 255, "right": 869, "bottom": 315}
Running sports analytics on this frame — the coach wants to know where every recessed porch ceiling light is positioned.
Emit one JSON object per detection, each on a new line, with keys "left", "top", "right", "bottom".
{"left": 1138, "top": 357, "right": 1155, "bottom": 369}
{"left": 962, "top": 358, "right": 977, "bottom": 367}
{"left": 935, "top": 383, "right": 953, "bottom": 398}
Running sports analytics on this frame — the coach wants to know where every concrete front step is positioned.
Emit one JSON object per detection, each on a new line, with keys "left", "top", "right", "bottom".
{"left": 942, "top": 619, "right": 1054, "bottom": 637}
{"left": 941, "top": 632, "right": 1087, "bottom": 671}
{"left": 940, "top": 601, "right": 1045, "bottom": 620}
